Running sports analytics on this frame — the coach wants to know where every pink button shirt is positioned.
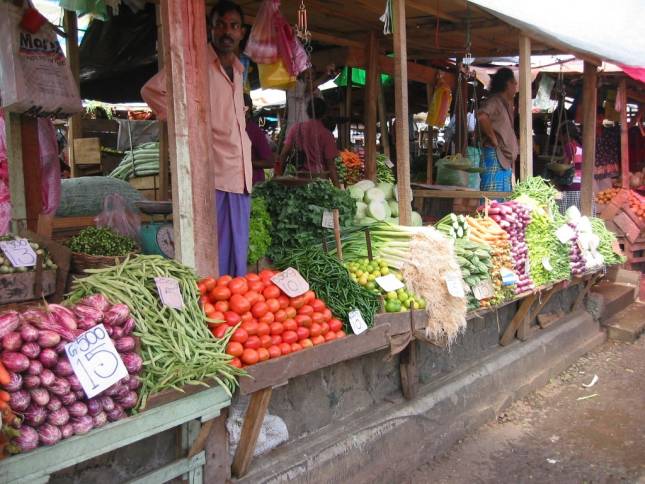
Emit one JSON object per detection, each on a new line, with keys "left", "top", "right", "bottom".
{"left": 141, "top": 47, "right": 252, "bottom": 194}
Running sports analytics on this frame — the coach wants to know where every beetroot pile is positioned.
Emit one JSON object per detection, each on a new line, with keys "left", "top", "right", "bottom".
{"left": 0, "top": 294, "right": 141, "bottom": 453}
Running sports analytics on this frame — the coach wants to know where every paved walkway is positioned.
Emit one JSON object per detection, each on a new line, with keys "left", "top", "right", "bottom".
{"left": 409, "top": 336, "right": 645, "bottom": 484}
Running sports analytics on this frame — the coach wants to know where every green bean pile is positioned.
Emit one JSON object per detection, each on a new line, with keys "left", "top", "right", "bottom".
{"left": 275, "top": 247, "right": 380, "bottom": 331}
{"left": 590, "top": 218, "right": 626, "bottom": 265}
{"left": 67, "top": 255, "right": 243, "bottom": 410}
{"left": 511, "top": 176, "right": 559, "bottom": 215}
{"left": 526, "top": 213, "right": 571, "bottom": 286}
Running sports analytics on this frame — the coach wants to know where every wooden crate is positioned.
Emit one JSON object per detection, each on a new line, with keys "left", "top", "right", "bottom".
{"left": 0, "top": 270, "right": 57, "bottom": 304}
{"left": 130, "top": 175, "right": 160, "bottom": 201}
{"left": 73, "top": 137, "right": 102, "bottom": 165}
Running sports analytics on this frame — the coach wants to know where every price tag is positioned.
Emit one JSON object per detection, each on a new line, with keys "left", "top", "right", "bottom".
{"left": 384, "top": 158, "right": 394, "bottom": 168}
{"left": 65, "top": 324, "right": 128, "bottom": 399}
{"left": 473, "top": 280, "right": 494, "bottom": 300}
{"left": 524, "top": 257, "right": 530, "bottom": 275}
{"left": 542, "top": 257, "right": 553, "bottom": 272}
{"left": 555, "top": 225, "right": 575, "bottom": 244}
{"left": 271, "top": 267, "right": 309, "bottom": 297}
{"left": 375, "top": 274, "right": 404, "bottom": 292}
{"left": 155, "top": 277, "right": 184, "bottom": 309}
{"left": 321, "top": 209, "right": 335, "bottom": 229}
{"left": 500, "top": 268, "right": 519, "bottom": 286}
{"left": 348, "top": 309, "right": 368, "bottom": 335}
{"left": 444, "top": 271, "right": 465, "bottom": 298}
{"left": 0, "top": 238, "right": 37, "bottom": 267}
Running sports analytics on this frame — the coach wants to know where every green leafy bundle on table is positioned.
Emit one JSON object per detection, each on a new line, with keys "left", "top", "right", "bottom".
{"left": 376, "top": 154, "right": 395, "bottom": 184}
{"left": 67, "top": 227, "right": 137, "bottom": 256}
{"left": 590, "top": 218, "right": 627, "bottom": 265}
{"left": 248, "top": 195, "right": 272, "bottom": 264}
{"left": 526, "top": 213, "right": 572, "bottom": 286}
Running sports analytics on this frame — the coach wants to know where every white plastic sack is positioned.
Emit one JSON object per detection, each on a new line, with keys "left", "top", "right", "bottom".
{"left": 0, "top": 2, "right": 82, "bottom": 118}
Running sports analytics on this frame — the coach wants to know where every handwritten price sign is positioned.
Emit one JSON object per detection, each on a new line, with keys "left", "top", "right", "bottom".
{"left": 348, "top": 309, "right": 368, "bottom": 335}
{"left": 155, "top": 277, "right": 184, "bottom": 309}
{"left": 444, "top": 271, "right": 465, "bottom": 298}
{"left": 65, "top": 324, "right": 128, "bottom": 399}
{"left": 321, "top": 210, "right": 335, "bottom": 229}
{"left": 271, "top": 267, "right": 309, "bottom": 297}
{"left": 0, "top": 238, "right": 37, "bottom": 267}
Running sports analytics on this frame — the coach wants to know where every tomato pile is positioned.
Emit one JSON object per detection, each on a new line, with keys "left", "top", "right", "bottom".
{"left": 198, "top": 270, "right": 346, "bottom": 368}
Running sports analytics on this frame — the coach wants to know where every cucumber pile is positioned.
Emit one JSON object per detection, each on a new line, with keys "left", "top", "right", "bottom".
{"left": 454, "top": 238, "right": 493, "bottom": 310}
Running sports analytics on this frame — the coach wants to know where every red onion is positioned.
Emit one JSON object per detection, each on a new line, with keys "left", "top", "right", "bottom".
{"left": 92, "top": 411, "right": 108, "bottom": 428}
{"left": 21, "top": 342, "right": 41, "bottom": 359}
{"left": 49, "top": 377, "right": 70, "bottom": 396}
{"left": 115, "top": 336, "right": 135, "bottom": 353}
{"left": 0, "top": 311, "right": 20, "bottom": 339}
{"left": 106, "top": 405, "right": 125, "bottom": 422}
{"left": 47, "top": 304, "right": 77, "bottom": 330}
{"left": 54, "top": 340, "right": 68, "bottom": 354}
{"left": 60, "top": 423, "right": 74, "bottom": 439}
{"left": 74, "top": 389, "right": 85, "bottom": 400}
{"left": 100, "top": 395, "right": 115, "bottom": 412}
{"left": 105, "top": 383, "right": 126, "bottom": 397}
{"left": 121, "top": 353, "right": 142, "bottom": 374}
{"left": 76, "top": 317, "right": 98, "bottom": 331}
{"left": 127, "top": 375, "right": 141, "bottom": 391}
{"left": 122, "top": 317, "right": 135, "bottom": 335}
{"left": 3, "top": 372, "right": 22, "bottom": 392}
{"left": 39, "top": 368, "right": 55, "bottom": 387}
{"left": 72, "top": 304, "right": 103, "bottom": 323}
{"left": 39, "top": 348, "right": 58, "bottom": 368}
{"left": 67, "top": 374, "right": 82, "bottom": 391}
{"left": 103, "top": 304, "right": 129, "bottom": 326}
{"left": 13, "top": 425, "right": 39, "bottom": 452}
{"left": 81, "top": 294, "right": 110, "bottom": 312}
{"left": 38, "top": 330, "right": 61, "bottom": 348}
{"left": 86, "top": 398, "right": 102, "bottom": 416}
{"left": 60, "top": 392, "right": 77, "bottom": 406}
{"left": 20, "top": 308, "right": 49, "bottom": 325}
{"left": 104, "top": 325, "right": 114, "bottom": 337}
{"left": 27, "top": 360, "right": 43, "bottom": 377}
{"left": 23, "top": 375, "right": 41, "bottom": 389}
{"left": 46, "top": 395, "right": 62, "bottom": 412}
{"left": 10, "top": 389, "right": 31, "bottom": 412}
{"left": 38, "top": 423, "right": 62, "bottom": 446}
{"left": 54, "top": 358, "right": 73, "bottom": 377}
{"left": 67, "top": 401, "right": 88, "bottom": 418}
{"left": 30, "top": 387, "right": 50, "bottom": 406}
{"left": 2, "top": 332, "right": 23, "bottom": 351}
{"left": 28, "top": 311, "right": 75, "bottom": 341}
{"left": 111, "top": 326, "right": 125, "bottom": 339}
{"left": 20, "top": 324, "right": 39, "bottom": 343}
{"left": 71, "top": 415, "right": 94, "bottom": 435}
{"left": 117, "top": 391, "right": 138, "bottom": 410}
{"left": 24, "top": 403, "right": 48, "bottom": 426}
{"left": 2, "top": 351, "right": 30, "bottom": 373}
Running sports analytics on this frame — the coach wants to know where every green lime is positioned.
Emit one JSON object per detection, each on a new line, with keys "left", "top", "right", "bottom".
{"left": 385, "top": 299, "right": 402, "bottom": 312}
{"left": 359, "top": 275, "right": 368, "bottom": 285}
{"left": 395, "top": 272, "right": 404, "bottom": 281}
{"left": 380, "top": 266, "right": 390, "bottom": 275}
{"left": 386, "top": 291, "right": 397, "bottom": 300}
{"left": 366, "top": 281, "right": 376, "bottom": 290}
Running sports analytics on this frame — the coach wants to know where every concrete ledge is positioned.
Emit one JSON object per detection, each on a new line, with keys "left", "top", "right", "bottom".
{"left": 236, "top": 311, "right": 604, "bottom": 484}
{"left": 591, "top": 282, "right": 636, "bottom": 322}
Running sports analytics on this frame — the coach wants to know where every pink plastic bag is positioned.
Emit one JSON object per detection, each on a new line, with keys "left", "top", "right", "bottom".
{"left": 274, "top": 12, "right": 309, "bottom": 76}
{"left": 0, "top": 111, "right": 11, "bottom": 235}
{"left": 95, "top": 193, "right": 141, "bottom": 241}
{"left": 37, "top": 118, "right": 61, "bottom": 215}
{"left": 244, "top": 0, "right": 279, "bottom": 64}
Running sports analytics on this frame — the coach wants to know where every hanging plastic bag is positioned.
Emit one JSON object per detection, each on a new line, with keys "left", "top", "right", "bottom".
{"left": 244, "top": 0, "right": 279, "bottom": 65}
{"left": 274, "top": 12, "right": 309, "bottom": 76}
{"left": 95, "top": 193, "right": 141, "bottom": 241}
{"left": 0, "top": 1, "right": 82, "bottom": 118}
{"left": 258, "top": 60, "right": 296, "bottom": 90}
{"left": 37, "top": 118, "right": 61, "bottom": 215}
{"left": 427, "top": 80, "right": 452, "bottom": 128}
{"left": 0, "top": 112, "right": 11, "bottom": 235}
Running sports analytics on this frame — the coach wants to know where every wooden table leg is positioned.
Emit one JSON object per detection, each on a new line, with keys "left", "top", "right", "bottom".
{"left": 500, "top": 294, "right": 537, "bottom": 346}
{"left": 518, "top": 285, "right": 560, "bottom": 341}
{"left": 400, "top": 341, "right": 418, "bottom": 400}
{"left": 231, "top": 387, "right": 273, "bottom": 478}
{"left": 571, "top": 275, "right": 598, "bottom": 312}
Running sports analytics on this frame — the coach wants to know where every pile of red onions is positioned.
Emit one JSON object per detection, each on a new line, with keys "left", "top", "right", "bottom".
{"left": 0, "top": 294, "right": 142, "bottom": 453}
{"left": 485, "top": 200, "right": 535, "bottom": 294}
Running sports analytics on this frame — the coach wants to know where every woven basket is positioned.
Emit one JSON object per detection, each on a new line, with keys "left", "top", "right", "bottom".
{"left": 70, "top": 252, "right": 136, "bottom": 274}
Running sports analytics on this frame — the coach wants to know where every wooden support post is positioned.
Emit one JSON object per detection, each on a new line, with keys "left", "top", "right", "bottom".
{"left": 64, "top": 10, "right": 81, "bottom": 178}
{"left": 6, "top": 113, "right": 27, "bottom": 233}
{"left": 500, "top": 293, "right": 537, "bottom": 346}
{"left": 519, "top": 34, "right": 533, "bottom": 181}
{"left": 426, "top": 83, "right": 435, "bottom": 184}
{"left": 393, "top": 0, "right": 411, "bottom": 226}
{"left": 21, "top": 119, "right": 42, "bottom": 232}
{"left": 518, "top": 285, "right": 558, "bottom": 341}
{"left": 155, "top": 3, "right": 170, "bottom": 201}
{"left": 454, "top": 59, "right": 467, "bottom": 156}
{"left": 619, "top": 78, "right": 629, "bottom": 189}
{"left": 378, "top": 80, "right": 391, "bottom": 159}
{"left": 231, "top": 387, "right": 273, "bottom": 478}
{"left": 161, "top": 0, "right": 218, "bottom": 275}
{"left": 364, "top": 31, "right": 379, "bottom": 181}
{"left": 344, "top": 68, "right": 353, "bottom": 149}
{"left": 581, "top": 62, "right": 597, "bottom": 217}
{"left": 400, "top": 341, "right": 418, "bottom": 400}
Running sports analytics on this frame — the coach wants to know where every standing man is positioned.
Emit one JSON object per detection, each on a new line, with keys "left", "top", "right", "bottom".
{"left": 477, "top": 67, "right": 519, "bottom": 191}
{"left": 141, "top": 1, "right": 252, "bottom": 276}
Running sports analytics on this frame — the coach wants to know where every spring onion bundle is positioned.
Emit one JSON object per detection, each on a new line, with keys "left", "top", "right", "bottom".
{"left": 436, "top": 213, "right": 469, "bottom": 239}
{"left": 525, "top": 212, "right": 571, "bottom": 286}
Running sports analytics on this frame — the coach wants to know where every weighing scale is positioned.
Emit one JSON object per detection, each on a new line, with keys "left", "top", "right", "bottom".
{"left": 135, "top": 201, "right": 175, "bottom": 258}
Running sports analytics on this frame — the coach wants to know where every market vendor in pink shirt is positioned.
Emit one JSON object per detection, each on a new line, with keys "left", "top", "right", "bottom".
{"left": 141, "top": 1, "right": 252, "bottom": 277}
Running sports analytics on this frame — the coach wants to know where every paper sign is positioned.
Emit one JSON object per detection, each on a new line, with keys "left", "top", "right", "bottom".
{"left": 271, "top": 267, "right": 309, "bottom": 297}
{"left": 473, "top": 280, "right": 494, "bottom": 300}
{"left": 542, "top": 257, "right": 553, "bottom": 272}
{"left": 500, "top": 268, "right": 519, "bottom": 286}
{"left": 321, "top": 209, "right": 335, "bottom": 229}
{"left": 444, "top": 271, "right": 465, "bottom": 298}
{"left": 65, "top": 324, "right": 128, "bottom": 399}
{"left": 348, "top": 309, "right": 368, "bottom": 335}
{"left": 555, "top": 225, "right": 575, "bottom": 244}
{"left": 155, "top": 277, "right": 184, "bottom": 309}
{"left": 524, "top": 257, "right": 530, "bottom": 275}
{"left": 375, "top": 274, "right": 404, "bottom": 292}
{"left": 384, "top": 158, "right": 394, "bottom": 168}
{"left": 611, "top": 240, "right": 623, "bottom": 255}
{"left": 0, "top": 238, "right": 37, "bottom": 267}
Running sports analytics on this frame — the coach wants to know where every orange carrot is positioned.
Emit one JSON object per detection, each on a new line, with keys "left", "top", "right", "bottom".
{"left": 0, "top": 363, "right": 10, "bottom": 386}
{"left": 0, "top": 391, "right": 9, "bottom": 402}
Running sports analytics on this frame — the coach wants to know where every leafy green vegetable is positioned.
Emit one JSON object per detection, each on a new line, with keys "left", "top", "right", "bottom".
{"left": 247, "top": 195, "right": 272, "bottom": 264}
{"left": 511, "top": 176, "right": 559, "bottom": 215}
{"left": 590, "top": 217, "right": 627, "bottom": 265}
{"left": 376, "top": 154, "right": 395, "bottom": 184}
{"left": 526, "top": 213, "right": 571, "bottom": 286}
{"left": 67, "top": 227, "right": 137, "bottom": 256}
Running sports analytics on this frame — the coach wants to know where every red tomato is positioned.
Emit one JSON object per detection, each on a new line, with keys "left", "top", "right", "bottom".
{"left": 245, "top": 335, "right": 261, "bottom": 350}
{"left": 204, "top": 278, "right": 216, "bottom": 292}
{"left": 282, "top": 330, "right": 298, "bottom": 345}
{"left": 217, "top": 275, "right": 232, "bottom": 286}
{"left": 229, "top": 277, "right": 248, "bottom": 295}
{"left": 303, "top": 290, "right": 316, "bottom": 304}
{"left": 274, "top": 309, "right": 287, "bottom": 323}
{"left": 257, "top": 322, "right": 271, "bottom": 336}
{"left": 249, "top": 281, "right": 264, "bottom": 293}
{"left": 199, "top": 295, "right": 210, "bottom": 305}
{"left": 245, "top": 273, "right": 261, "bottom": 283}
{"left": 226, "top": 341, "right": 244, "bottom": 357}
{"left": 270, "top": 322, "right": 284, "bottom": 335}
{"left": 325, "top": 331, "right": 337, "bottom": 342}
{"left": 198, "top": 283, "right": 207, "bottom": 295}
{"left": 268, "top": 345, "right": 282, "bottom": 359}
{"left": 203, "top": 303, "right": 215, "bottom": 315}
{"left": 229, "top": 294, "right": 251, "bottom": 315}
{"left": 309, "top": 323, "right": 322, "bottom": 337}
{"left": 312, "top": 335, "right": 325, "bottom": 345}
{"left": 270, "top": 335, "right": 282, "bottom": 346}
{"left": 329, "top": 319, "right": 343, "bottom": 332}
{"left": 336, "top": 330, "right": 347, "bottom": 338}
{"left": 257, "top": 347, "right": 270, "bottom": 362}
{"left": 225, "top": 311, "right": 241, "bottom": 326}
{"left": 259, "top": 312, "right": 275, "bottom": 325}
{"left": 244, "top": 290, "right": 261, "bottom": 306}
{"left": 300, "top": 338, "right": 313, "bottom": 348}
{"left": 322, "top": 308, "right": 332, "bottom": 322}
{"left": 240, "top": 312, "right": 254, "bottom": 323}
{"left": 298, "top": 305, "right": 314, "bottom": 317}
{"left": 291, "top": 343, "right": 302, "bottom": 353}
{"left": 211, "top": 324, "right": 228, "bottom": 339}
{"left": 241, "top": 348, "right": 259, "bottom": 365}
{"left": 283, "top": 318, "right": 298, "bottom": 332}
{"left": 295, "top": 314, "right": 312, "bottom": 328}
{"left": 260, "top": 334, "right": 273, "bottom": 348}
{"left": 259, "top": 269, "right": 276, "bottom": 281}
{"left": 311, "top": 312, "right": 325, "bottom": 325}
{"left": 263, "top": 285, "right": 281, "bottom": 300}
{"left": 279, "top": 342, "right": 292, "bottom": 355}
{"left": 296, "top": 326, "right": 310, "bottom": 340}
{"left": 231, "top": 328, "right": 248, "bottom": 344}
{"left": 214, "top": 301, "right": 229, "bottom": 313}
{"left": 277, "top": 295, "right": 290, "bottom": 310}
{"left": 241, "top": 320, "right": 258, "bottom": 336}
{"left": 265, "top": 298, "right": 280, "bottom": 313}
{"left": 251, "top": 301, "right": 269, "bottom": 318}
{"left": 311, "top": 299, "right": 326, "bottom": 312}
{"left": 289, "top": 296, "right": 305, "bottom": 309}
{"left": 320, "top": 322, "right": 330, "bottom": 335}
{"left": 230, "top": 357, "right": 242, "bottom": 368}
{"left": 210, "top": 311, "right": 225, "bottom": 323}
{"left": 285, "top": 307, "right": 297, "bottom": 319}
{"left": 256, "top": 294, "right": 266, "bottom": 303}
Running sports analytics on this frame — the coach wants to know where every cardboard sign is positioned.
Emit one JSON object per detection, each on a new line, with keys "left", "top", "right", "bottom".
{"left": 473, "top": 280, "right": 494, "bottom": 300}
{"left": 384, "top": 158, "right": 394, "bottom": 168}
{"left": 375, "top": 274, "right": 404, "bottom": 292}
{"left": 348, "top": 309, "right": 368, "bottom": 335}
{"left": 0, "top": 238, "right": 37, "bottom": 267}
{"left": 444, "top": 272, "right": 465, "bottom": 298}
{"left": 271, "top": 267, "right": 309, "bottom": 297}
{"left": 555, "top": 225, "right": 575, "bottom": 244}
{"left": 65, "top": 324, "right": 128, "bottom": 399}
{"left": 154, "top": 277, "right": 184, "bottom": 310}
{"left": 542, "top": 257, "right": 553, "bottom": 272}
{"left": 321, "top": 209, "right": 335, "bottom": 229}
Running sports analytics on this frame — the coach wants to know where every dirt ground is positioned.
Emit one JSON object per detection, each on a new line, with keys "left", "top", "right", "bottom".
{"left": 408, "top": 335, "right": 645, "bottom": 484}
